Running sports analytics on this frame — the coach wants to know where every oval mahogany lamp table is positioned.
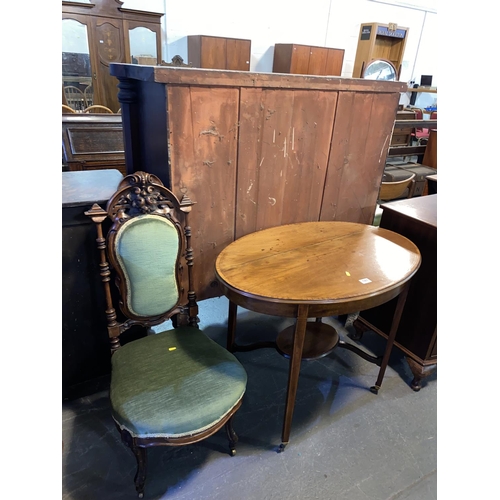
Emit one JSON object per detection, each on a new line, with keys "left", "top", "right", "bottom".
{"left": 215, "top": 221, "right": 421, "bottom": 451}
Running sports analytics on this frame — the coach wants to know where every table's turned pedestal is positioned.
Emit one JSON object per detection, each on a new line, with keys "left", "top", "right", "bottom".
{"left": 215, "top": 221, "right": 421, "bottom": 450}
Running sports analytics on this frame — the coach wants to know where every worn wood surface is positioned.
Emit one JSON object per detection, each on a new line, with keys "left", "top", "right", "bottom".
{"left": 320, "top": 90, "right": 400, "bottom": 223}
{"left": 236, "top": 88, "right": 337, "bottom": 238}
{"left": 110, "top": 64, "right": 405, "bottom": 300}
{"left": 167, "top": 86, "right": 239, "bottom": 294}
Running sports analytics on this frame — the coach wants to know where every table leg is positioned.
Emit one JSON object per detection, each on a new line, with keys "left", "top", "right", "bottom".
{"left": 227, "top": 301, "right": 237, "bottom": 351}
{"left": 371, "top": 282, "right": 410, "bottom": 394}
{"left": 279, "top": 304, "right": 309, "bottom": 452}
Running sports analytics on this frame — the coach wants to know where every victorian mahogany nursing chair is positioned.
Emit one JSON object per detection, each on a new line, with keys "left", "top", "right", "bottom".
{"left": 85, "top": 172, "right": 247, "bottom": 498}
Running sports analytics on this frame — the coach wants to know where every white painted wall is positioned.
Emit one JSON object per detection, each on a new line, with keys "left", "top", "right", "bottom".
{"left": 122, "top": 0, "right": 437, "bottom": 90}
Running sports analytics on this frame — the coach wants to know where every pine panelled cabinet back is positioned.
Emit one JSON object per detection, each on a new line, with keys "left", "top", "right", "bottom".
{"left": 110, "top": 63, "right": 406, "bottom": 301}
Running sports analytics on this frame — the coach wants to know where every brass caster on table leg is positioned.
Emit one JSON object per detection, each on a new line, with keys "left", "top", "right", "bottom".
{"left": 229, "top": 447, "right": 236, "bottom": 457}
{"left": 370, "top": 385, "right": 380, "bottom": 395}
{"left": 277, "top": 443, "right": 287, "bottom": 453}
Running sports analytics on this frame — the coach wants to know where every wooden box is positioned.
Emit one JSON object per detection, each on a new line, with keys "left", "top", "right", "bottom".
{"left": 273, "top": 43, "right": 344, "bottom": 76}
{"left": 188, "top": 35, "right": 251, "bottom": 71}
{"left": 109, "top": 63, "right": 406, "bottom": 301}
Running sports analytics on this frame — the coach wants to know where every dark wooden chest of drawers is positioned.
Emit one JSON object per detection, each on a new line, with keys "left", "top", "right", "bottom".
{"left": 354, "top": 194, "right": 437, "bottom": 390}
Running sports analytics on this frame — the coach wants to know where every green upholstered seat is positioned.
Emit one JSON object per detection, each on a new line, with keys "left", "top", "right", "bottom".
{"left": 110, "top": 326, "right": 247, "bottom": 438}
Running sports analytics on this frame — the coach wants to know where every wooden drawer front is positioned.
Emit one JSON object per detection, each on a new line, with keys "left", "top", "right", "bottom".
{"left": 390, "top": 133, "right": 411, "bottom": 146}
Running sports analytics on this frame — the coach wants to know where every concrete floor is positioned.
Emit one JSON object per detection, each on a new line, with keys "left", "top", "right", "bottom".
{"left": 62, "top": 296, "right": 437, "bottom": 500}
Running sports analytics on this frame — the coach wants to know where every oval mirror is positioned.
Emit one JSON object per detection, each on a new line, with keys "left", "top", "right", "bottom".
{"left": 362, "top": 59, "right": 397, "bottom": 81}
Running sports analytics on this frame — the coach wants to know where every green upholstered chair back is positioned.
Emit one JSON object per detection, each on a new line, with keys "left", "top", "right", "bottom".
{"left": 114, "top": 214, "right": 180, "bottom": 317}
{"left": 85, "top": 171, "right": 198, "bottom": 342}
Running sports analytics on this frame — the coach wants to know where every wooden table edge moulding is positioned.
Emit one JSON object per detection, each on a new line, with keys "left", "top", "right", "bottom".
{"left": 215, "top": 221, "right": 421, "bottom": 451}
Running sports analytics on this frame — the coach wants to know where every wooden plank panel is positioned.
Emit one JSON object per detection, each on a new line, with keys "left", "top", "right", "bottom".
{"left": 200, "top": 36, "right": 227, "bottom": 69}
{"left": 167, "top": 86, "right": 239, "bottom": 300}
{"left": 320, "top": 91, "right": 399, "bottom": 224}
{"left": 307, "top": 47, "right": 328, "bottom": 75}
{"left": 289, "top": 45, "right": 311, "bottom": 74}
{"left": 325, "top": 48, "right": 344, "bottom": 76}
{"left": 226, "top": 39, "right": 250, "bottom": 70}
{"left": 236, "top": 88, "right": 337, "bottom": 238}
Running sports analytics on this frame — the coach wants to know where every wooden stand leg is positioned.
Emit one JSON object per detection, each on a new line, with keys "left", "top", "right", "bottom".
{"left": 371, "top": 283, "right": 410, "bottom": 394}
{"left": 279, "top": 304, "right": 308, "bottom": 452}
{"left": 227, "top": 301, "right": 237, "bottom": 351}
{"left": 406, "top": 357, "right": 436, "bottom": 391}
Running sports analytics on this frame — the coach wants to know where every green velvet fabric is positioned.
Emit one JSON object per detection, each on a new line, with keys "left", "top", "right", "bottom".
{"left": 115, "top": 215, "right": 180, "bottom": 317}
{"left": 110, "top": 327, "right": 247, "bottom": 438}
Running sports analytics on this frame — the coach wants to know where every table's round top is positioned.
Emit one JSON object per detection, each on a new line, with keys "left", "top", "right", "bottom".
{"left": 215, "top": 221, "right": 421, "bottom": 307}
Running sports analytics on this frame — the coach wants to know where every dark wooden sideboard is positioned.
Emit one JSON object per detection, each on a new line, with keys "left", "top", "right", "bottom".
{"left": 62, "top": 114, "right": 126, "bottom": 175}
{"left": 354, "top": 194, "right": 437, "bottom": 390}
{"left": 62, "top": 169, "right": 123, "bottom": 399}
{"left": 109, "top": 63, "right": 406, "bottom": 301}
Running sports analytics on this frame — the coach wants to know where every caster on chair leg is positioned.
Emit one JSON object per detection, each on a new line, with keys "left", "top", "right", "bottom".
{"left": 277, "top": 443, "right": 287, "bottom": 453}
{"left": 370, "top": 385, "right": 380, "bottom": 395}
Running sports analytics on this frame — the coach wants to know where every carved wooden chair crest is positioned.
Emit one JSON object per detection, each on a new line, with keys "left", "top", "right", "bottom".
{"left": 85, "top": 171, "right": 247, "bottom": 498}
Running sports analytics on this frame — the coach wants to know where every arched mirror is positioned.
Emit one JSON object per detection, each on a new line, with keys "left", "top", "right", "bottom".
{"left": 362, "top": 59, "right": 397, "bottom": 81}
{"left": 62, "top": 19, "right": 93, "bottom": 110}
{"left": 129, "top": 27, "right": 157, "bottom": 65}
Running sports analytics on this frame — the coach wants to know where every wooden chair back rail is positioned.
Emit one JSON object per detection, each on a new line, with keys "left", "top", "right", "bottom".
{"left": 62, "top": 104, "right": 76, "bottom": 114}
{"left": 379, "top": 173, "right": 416, "bottom": 201}
{"left": 83, "top": 105, "right": 114, "bottom": 114}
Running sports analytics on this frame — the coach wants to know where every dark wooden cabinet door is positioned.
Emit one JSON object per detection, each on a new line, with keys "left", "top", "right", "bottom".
{"left": 93, "top": 17, "right": 124, "bottom": 112}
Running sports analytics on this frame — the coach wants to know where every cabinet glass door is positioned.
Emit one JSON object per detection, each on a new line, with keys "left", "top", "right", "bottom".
{"left": 62, "top": 18, "right": 93, "bottom": 111}
{"left": 129, "top": 27, "right": 158, "bottom": 65}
